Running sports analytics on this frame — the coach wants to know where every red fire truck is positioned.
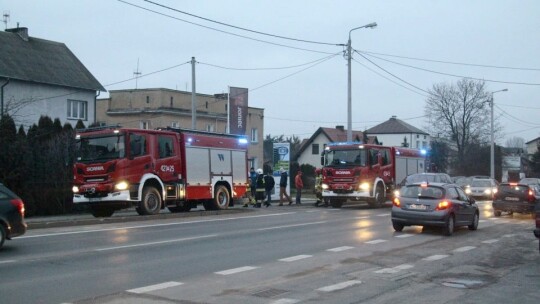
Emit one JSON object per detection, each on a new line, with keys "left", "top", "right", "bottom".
{"left": 72, "top": 126, "right": 249, "bottom": 217}
{"left": 320, "top": 142, "right": 426, "bottom": 208}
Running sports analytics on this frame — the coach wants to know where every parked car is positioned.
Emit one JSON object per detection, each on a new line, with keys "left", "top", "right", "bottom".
{"left": 0, "top": 183, "right": 27, "bottom": 249}
{"left": 455, "top": 176, "right": 474, "bottom": 189}
{"left": 398, "top": 173, "right": 453, "bottom": 187}
{"left": 391, "top": 182, "right": 479, "bottom": 236}
{"left": 534, "top": 201, "right": 540, "bottom": 252}
{"left": 464, "top": 178, "right": 499, "bottom": 200}
{"left": 492, "top": 182, "right": 539, "bottom": 217}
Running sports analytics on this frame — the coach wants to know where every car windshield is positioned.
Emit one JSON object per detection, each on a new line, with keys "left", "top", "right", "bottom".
{"left": 76, "top": 135, "right": 126, "bottom": 162}
{"left": 400, "top": 185, "right": 444, "bottom": 199}
{"left": 406, "top": 174, "right": 437, "bottom": 184}
{"left": 519, "top": 178, "right": 539, "bottom": 185}
{"left": 324, "top": 149, "right": 367, "bottom": 167}
{"left": 471, "top": 180, "right": 492, "bottom": 187}
{"left": 498, "top": 184, "right": 529, "bottom": 196}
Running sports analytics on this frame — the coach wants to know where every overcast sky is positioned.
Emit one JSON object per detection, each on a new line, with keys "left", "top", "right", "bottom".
{"left": 3, "top": 0, "right": 540, "bottom": 145}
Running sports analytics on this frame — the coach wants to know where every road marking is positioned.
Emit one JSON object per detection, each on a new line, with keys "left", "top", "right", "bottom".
{"left": 394, "top": 234, "right": 415, "bottom": 238}
{"left": 215, "top": 266, "right": 258, "bottom": 275}
{"left": 355, "top": 216, "right": 370, "bottom": 219}
{"left": 365, "top": 239, "right": 387, "bottom": 244}
{"left": 376, "top": 214, "right": 390, "bottom": 217}
{"left": 479, "top": 220, "right": 486, "bottom": 223}
{"left": 127, "top": 281, "right": 183, "bottom": 294}
{"left": 422, "top": 254, "right": 449, "bottom": 261}
{"left": 257, "top": 221, "right": 327, "bottom": 231}
{"left": 327, "top": 246, "right": 354, "bottom": 252}
{"left": 502, "top": 234, "right": 516, "bottom": 238}
{"left": 488, "top": 218, "right": 500, "bottom": 221}
{"left": 375, "top": 264, "right": 414, "bottom": 274}
{"left": 95, "top": 234, "right": 217, "bottom": 251}
{"left": 270, "top": 299, "right": 300, "bottom": 304}
{"left": 0, "top": 260, "right": 16, "bottom": 264}
{"left": 482, "top": 239, "right": 499, "bottom": 244}
{"left": 21, "top": 212, "right": 297, "bottom": 239}
{"left": 317, "top": 280, "right": 362, "bottom": 292}
{"left": 453, "top": 246, "right": 476, "bottom": 253}
{"left": 279, "top": 255, "right": 312, "bottom": 262}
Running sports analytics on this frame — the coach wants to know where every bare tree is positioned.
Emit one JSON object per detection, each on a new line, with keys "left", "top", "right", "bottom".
{"left": 505, "top": 136, "right": 525, "bottom": 149}
{"left": 425, "top": 79, "right": 498, "bottom": 172}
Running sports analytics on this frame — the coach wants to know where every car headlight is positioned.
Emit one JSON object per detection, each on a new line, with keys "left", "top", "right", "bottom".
{"left": 72, "top": 186, "right": 79, "bottom": 193}
{"left": 484, "top": 189, "right": 492, "bottom": 194}
{"left": 465, "top": 188, "right": 471, "bottom": 194}
{"left": 115, "top": 181, "right": 129, "bottom": 191}
{"left": 393, "top": 190, "right": 400, "bottom": 197}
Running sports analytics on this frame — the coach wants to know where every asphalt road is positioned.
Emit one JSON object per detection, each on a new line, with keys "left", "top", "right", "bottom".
{"left": 0, "top": 200, "right": 539, "bottom": 304}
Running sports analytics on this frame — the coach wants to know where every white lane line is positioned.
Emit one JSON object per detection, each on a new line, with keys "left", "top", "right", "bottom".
{"left": 365, "top": 239, "right": 387, "bottom": 244}
{"left": 488, "top": 218, "right": 500, "bottom": 221}
{"left": 317, "top": 280, "right": 362, "bottom": 292}
{"left": 499, "top": 220, "right": 510, "bottom": 224}
{"left": 453, "top": 246, "right": 476, "bottom": 253}
{"left": 215, "top": 266, "right": 258, "bottom": 275}
{"left": 270, "top": 299, "right": 300, "bottom": 304}
{"left": 355, "top": 216, "right": 370, "bottom": 219}
{"left": 327, "top": 246, "right": 354, "bottom": 252}
{"left": 279, "top": 255, "right": 312, "bottom": 262}
{"left": 20, "top": 212, "right": 296, "bottom": 239}
{"left": 95, "top": 234, "right": 217, "bottom": 251}
{"left": 127, "top": 281, "right": 183, "bottom": 294}
{"left": 257, "top": 221, "right": 327, "bottom": 231}
{"left": 482, "top": 239, "right": 499, "bottom": 244}
{"left": 0, "top": 260, "right": 17, "bottom": 264}
{"left": 394, "top": 234, "right": 415, "bottom": 238}
{"left": 376, "top": 214, "right": 390, "bottom": 217}
{"left": 422, "top": 254, "right": 449, "bottom": 261}
{"left": 502, "top": 234, "right": 516, "bottom": 238}
{"left": 479, "top": 220, "right": 487, "bottom": 223}
{"left": 374, "top": 264, "right": 414, "bottom": 274}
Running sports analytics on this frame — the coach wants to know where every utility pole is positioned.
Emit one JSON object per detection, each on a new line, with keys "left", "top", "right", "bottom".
{"left": 191, "top": 57, "right": 197, "bottom": 130}
{"left": 133, "top": 58, "right": 141, "bottom": 89}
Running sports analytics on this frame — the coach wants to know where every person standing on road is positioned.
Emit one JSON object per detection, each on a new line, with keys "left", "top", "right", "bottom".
{"left": 254, "top": 168, "right": 266, "bottom": 208}
{"left": 278, "top": 167, "right": 293, "bottom": 206}
{"left": 295, "top": 170, "right": 304, "bottom": 205}
{"left": 243, "top": 167, "right": 257, "bottom": 207}
{"left": 314, "top": 168, "right": 327, "bottom": 207}
{"left": 263, "top": 170, "right": 275, "bottom": 207}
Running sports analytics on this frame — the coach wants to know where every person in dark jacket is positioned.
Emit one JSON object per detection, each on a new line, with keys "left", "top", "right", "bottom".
{"left": 254, "top": 168, "right": 266, "bottom": 208}
{"left": 278, "top": 167, "right": 293, "bottom": 206}
{"left": 264, "top": 171, "right": 275, "bottom": 207}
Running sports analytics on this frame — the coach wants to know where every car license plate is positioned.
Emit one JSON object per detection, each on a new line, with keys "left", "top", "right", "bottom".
{"left": 505, "top": 197, "right": 519, "bottom": 201}
{"left": 409, "top": 204, "right": 427, "bottom": 210}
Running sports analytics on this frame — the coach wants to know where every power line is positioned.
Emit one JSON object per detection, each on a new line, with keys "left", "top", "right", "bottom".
{"left": 498, "top": 103, "right": 540, "bottom": 110}
{"left": 360, "top": 51, "right": 540, "bottom": 86}
{"left": 116, "top": 0, "right": 335, "bottom": 55}
{"left": 359, "top": 50, "right": 540, "bottom": 71}
{"left": 198, "top": 54, "right": 339, "bottom": 71}
{"left": 495, "top": 104, "right": 540, "bottom": 127}
{"left": 144, "top": 0, "right": 340, "bottom": 46}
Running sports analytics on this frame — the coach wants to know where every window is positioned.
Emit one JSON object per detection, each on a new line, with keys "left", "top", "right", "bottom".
{"left": 205, "top": 101, "right": 208, "bottom": 109}
{"left": 206, "top": 124, "right": 215, "bottom": 132}
{"left": 146, "top": 96, "right": 150, "bottom": 104}
{"left": 446, "top": 187, "right": 459, "bottom": 200}
{"left": 251, "top": 128, "right": 258, "bottom": 143}
{"left": 158, "top": 136, "right": 174, "bottom": 158}
{"left": 140, "top": 121, "right": 150, "bottom": 129}
{"left": 416, "top": 134, "right": 419, "bottom": 138}
{"left": 416, "top": 141, "right": 420, "bottom": 148}
{"left": 381, "top": 149, "right": 391, "bottom": 165}
{"left": 67, "top": 100, "right": 87, "bottom": 120}
{"left": 170, "top": 97, "right": 173, "bottom": 107}
{"left": 129, "top": 134, "right": 147, "bottom": 158}
{"left": 171, "top": 122, "right": 180, "bottom": 128}
{"left": 312, "top": 144, "right": 319, "bottom": 155}
{"left": 370, "top": 149, "right": 379, "bottom": 166}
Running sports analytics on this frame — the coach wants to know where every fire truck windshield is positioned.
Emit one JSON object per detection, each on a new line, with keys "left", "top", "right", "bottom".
{"left": 76, "top": 135, "right": 125, "bottom": 162}
{"left": 324, "top": 149, "right": 367, "bottom": 167}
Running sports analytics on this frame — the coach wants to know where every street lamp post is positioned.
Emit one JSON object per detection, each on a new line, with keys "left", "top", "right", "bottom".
{"left": 346, "top": 22, "right": 377, "bottom": 142}
{"left": 489, "top": 89, "right": 508, "bottom": 180}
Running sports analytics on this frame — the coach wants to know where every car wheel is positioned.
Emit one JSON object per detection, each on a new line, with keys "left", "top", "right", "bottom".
{"left": 443, "top": 214, "right": 455, "bottom": 236}
{"left": 468, "top": 212, "right": 479, "bottom": 231}
{"left": 0, "top": 225, "right": 6, "bottom": 249}
{"left": 392, "top": 221, "right": 404, "bottom": 232}
{"left": 494, "top": 210, "right": 502, "bottom": 217}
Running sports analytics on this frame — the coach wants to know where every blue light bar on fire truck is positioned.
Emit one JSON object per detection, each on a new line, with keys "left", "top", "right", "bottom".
{"left": 325, "top": 142, "right": 365, "bottom": 150}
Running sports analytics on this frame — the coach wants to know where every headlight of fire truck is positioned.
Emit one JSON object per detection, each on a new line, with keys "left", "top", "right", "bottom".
{"left": 359, "top": 183, "right": 370, "bottom": 191}
{"left": 115, "top": 181, "right": 129, "bottom": 191}
{"left": 72, "top": 186, "right": 79, "bottom": 193}
{"left": 322, "top": 183, "right": 329, "bottom": 190}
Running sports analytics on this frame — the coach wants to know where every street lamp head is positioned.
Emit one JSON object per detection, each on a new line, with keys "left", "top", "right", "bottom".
{"left": 364, "top": 22, "right": 377, "bottom": 29}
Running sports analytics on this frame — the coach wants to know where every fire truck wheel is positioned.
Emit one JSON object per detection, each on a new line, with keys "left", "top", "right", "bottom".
{"left": 369, "top": 185, "right": 385, "bottom": 208}
{"left": 208, "top": 185, "right": 230, "bottom": 210}
{"left": 330, "top": 199, "right": 343, "bottom": 208}
{"left": 140, "top": 186, "right": 162, "bottom": 215}
{"left": 90, "top": 207, "right": 114, "bottom": 218}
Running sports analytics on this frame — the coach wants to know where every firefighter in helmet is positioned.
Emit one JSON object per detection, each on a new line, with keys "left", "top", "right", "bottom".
{"left": 314, "top": 168, "right": 326, "bottom": 207}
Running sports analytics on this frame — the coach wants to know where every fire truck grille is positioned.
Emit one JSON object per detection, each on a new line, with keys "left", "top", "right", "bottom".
{"left": 85, "top": 176, "right": 107, "bottom": 183}
{"left": 333, "top": 178, "right": 354, "bottom": 182}
{"left": 84, "top": 192, "right": 108, "bottom": 198}
{"left": 333, "top": 189, "right": 354, "bottom": 194}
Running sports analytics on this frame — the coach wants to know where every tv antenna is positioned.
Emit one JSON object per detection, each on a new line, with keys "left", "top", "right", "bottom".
{"left": 133, "top": 58, "right": 142, "bottom": 89}
{"left": 3, "top": 11, "right": 9, "bottom": 30}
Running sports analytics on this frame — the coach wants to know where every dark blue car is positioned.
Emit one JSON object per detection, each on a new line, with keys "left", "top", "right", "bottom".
{"left": 0, "top": 183, "right": 27, "bottom": 249}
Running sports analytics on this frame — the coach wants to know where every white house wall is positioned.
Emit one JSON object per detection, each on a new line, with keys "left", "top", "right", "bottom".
{"left": 2, "top": 79, "right": 96, "bottom": 129}
{"left": 373, "top": 133, "right": 430, "bottom": 149}
{"left": 297, "top": 133, "right": 328, "bottom": 169}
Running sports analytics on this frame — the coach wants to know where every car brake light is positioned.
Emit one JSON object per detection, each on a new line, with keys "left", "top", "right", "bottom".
{"left": 10, "top": 198, "right": 25, "bottom": 216}
{"left": 393, "top": 197, "right": 401, "bottom": 207}
{"left": 528, "top": 189, "right": 536, "bottom": 203}
{"left": 436, "top": 201, "right": 451, "bottom": 210}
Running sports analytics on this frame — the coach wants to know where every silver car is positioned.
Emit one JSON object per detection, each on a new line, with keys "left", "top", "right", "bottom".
{"left": 465, "top": 178, "right": 498, "bottom": 199}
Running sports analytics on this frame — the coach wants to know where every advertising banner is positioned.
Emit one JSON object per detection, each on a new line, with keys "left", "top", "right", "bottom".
{"left": 229, "top": 87, "right": 248, "bottom": 135}
{"left": 273, "top": 142, "right": 291, "bottom": 195}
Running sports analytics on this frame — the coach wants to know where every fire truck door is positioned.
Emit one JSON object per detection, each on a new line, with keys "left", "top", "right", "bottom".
{"left": 155, "top": 135, "right": 181, "bottom": 183}
{"left": 369, "top": 148, "right": 380, "bottom": 180}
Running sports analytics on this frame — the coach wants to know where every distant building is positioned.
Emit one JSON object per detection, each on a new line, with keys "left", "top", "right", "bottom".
{"left": 295, "top": 125, "right": 379, "bottom": 169}
{"left": 366, "top": 116, "right": 430, "bottom": 149}
{"left": 0, "top": 26, "right": 105, "bottom": 129}
{"left": 525, "top": 137, "right": 540, "bottom": 158}
{"left": 96, "top": 88, "right": 264, "bottom": 169}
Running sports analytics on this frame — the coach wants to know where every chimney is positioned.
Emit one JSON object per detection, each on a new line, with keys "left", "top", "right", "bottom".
{"left": 391, "top": 115, "right": 397, "bottom": 120}
{"left": 336, "top": 125, "right": 344, "bottom": 131}
{"left": 6, "top": 25, "right": 29, "bottom": 41}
